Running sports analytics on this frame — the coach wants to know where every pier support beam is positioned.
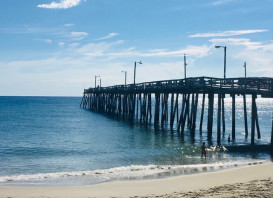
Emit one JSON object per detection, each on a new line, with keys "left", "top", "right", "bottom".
{"left": 217, "top": 94, "right": 222, "bottom": 145}
{"left": 199, "top": 93, "right": 205, "bottom": 133}
{"left": 207, "top": 93, "right": 214, "bottom": 139}
{"left": 170, "top": 93, "right": 174, "bottom": 129}
{"left": 154, "top": 93, "right": 160, "bottom": 126}
{"left": 254, "top": 101, "right": 261, "bottom": 139}
{"left": 222, "top": 94, "right": 226, "bottom": 132}
{"left": 271, "top": 113, "right": 273, "bottom": 154}
{"left": 191, "top": 93, "right": 198, "bottom": 134}
{"left": 232, "top": 94, "right": 236, "bottom": 140}
{"left": 251, "top": 94, "right": 257, "bottom": 145}
{"left": 148, "top": 93, "right": 152, "bottom": 123}
{"left": 178, "top": 94, "right": 185, "bottom": 132}
{"left": 243, "top": 94, "right": 248, "bottom": 138}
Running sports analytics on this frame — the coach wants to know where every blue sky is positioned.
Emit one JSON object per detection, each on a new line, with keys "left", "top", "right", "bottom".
{"left": 0, "top": 0, "right": 273, "bottom": 96}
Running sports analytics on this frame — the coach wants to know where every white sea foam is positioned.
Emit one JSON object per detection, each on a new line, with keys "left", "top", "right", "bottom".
{"left": 0, "top": 160, "right": 265, "bottom": 184}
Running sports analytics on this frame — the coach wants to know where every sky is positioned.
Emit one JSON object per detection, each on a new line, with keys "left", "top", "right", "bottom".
{"left": 0, "top": 0, "right": 273, "bottom": 96}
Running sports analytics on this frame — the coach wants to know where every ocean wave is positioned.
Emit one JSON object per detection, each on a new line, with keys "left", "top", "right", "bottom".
{"left": 0, "top": 160, "right": 265, "bottom": 184}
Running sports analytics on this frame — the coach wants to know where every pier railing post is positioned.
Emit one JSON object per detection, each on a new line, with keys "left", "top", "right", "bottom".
{"left": 154, "top": 93, "right": 160, "bottom": 126}
{"left": 251, "top": 94, "right": 257, "bottom": 145}
{"left": 243, "top": 94, "right": 248, "bottom": 138}
{"left": 217, "top": 93, "right": 222, "bottom": 145}
{"left": 191, "top": 93, "right": 199, "bottom": 134}
{"left": 254, "top": 100, "right": 261, "bottom": 139}
{"left": 207, "top": 93, "right": 214, "bottom": 139}
{"left": 232, "top": 94, "right": 236, "bottom": 140}
{"left": 271, "top": 113, "right": 273, "bottom": 154}
{"left": 222, "top": 94, "right": 225, "bottom": 132}
{"left": 199, "top": 93, "right": 205, "bottom": 132}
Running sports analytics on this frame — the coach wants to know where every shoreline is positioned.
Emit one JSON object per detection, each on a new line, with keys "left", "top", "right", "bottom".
{"left": 0, "top": 162, "right": 272, "bottom": 198}
{"left": 0, "top": 159, "right": 268, "bottom": 187}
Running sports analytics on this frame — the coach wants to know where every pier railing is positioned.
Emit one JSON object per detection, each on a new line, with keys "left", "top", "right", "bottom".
{"left": 81, "top": 76, "right": 273, "bottom": 149}
{"left": 84, "top": 77, "right": 273, "bottom": 97}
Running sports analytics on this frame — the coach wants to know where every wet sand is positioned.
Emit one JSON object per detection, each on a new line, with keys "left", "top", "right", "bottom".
{"left": 0, "top": 163, "right": 272, "bottom": 198}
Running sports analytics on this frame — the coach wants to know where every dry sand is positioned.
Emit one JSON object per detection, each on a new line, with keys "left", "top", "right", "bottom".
{"left": 0, "top": 163, "right": 272, "bottom": 198}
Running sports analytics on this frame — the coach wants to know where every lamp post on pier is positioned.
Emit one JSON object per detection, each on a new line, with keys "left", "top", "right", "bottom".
{"left": 243, "top": 62, "right": 247, "bottom": 78}
{"left": 134, "top": 61, "right": 142, "bottom": 85}
{"left": 95, "top": 75, "right": 100, "bottom": 88}
{"left": 215, "top": 46, "right": 227, "bottom": 79}
{"left": 184, "top": 54, "right": 187, "bottom": 79}
{"left": 122, "top": 71, "right": 127, "bottom": 85}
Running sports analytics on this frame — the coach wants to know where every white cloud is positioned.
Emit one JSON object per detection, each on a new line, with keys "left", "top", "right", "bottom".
{"left": 212, "top": 0, "right": 234, "bottom": 6}
{"left": 64, "top": 24, "right": 74, "bottom": 27}
{"left": 2, "top": 36, "right": 273, "bottom": 96}
{"left": 209, "top": 38, "right": 273, "bottom": 76}
{"left": 58, "top": 42, "right": 65, "bottom": 47}
{"left": 36, "top": 39, "right": 52, "bottom": 44}
{"left": 106, "top": 45, "right": 211, "bottom": 59}
{"left": 37, "top": 0, "right": 82, "bottom": 9}
{"left": 68, "top": 43, "right": 81, "bottom": 48}
{"left": 95, "top": 33, "right": 119, "bottom": 40}
{"left": 70, "top": 31, "right": 88, "bottom": 40}
{"left": 209, "top": 38, "right": 262, "bottom": 50}
{"left": 76, "top": 40, "right": 124, "bottom": 57}
{"left": 189, "top": 30, "right": 267, "bottom": 38}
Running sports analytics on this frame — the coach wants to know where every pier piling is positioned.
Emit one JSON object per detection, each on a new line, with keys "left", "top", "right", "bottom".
{"left": 222, "top": 94, "right": 226, "bottom": 132}
{"left": 232, "top": 94, "right": 236, "bottom": 140}
{"left": 217, "top": 94, "right": 222, "bottom": 145}
{"left": 207, "top": 93, "right": 214, "bottom": 139}
{"left": 81, "top": 77, "right": 273, "bottom": 148}
{"left": 251, "top": 94, "right": 257, "bottom": 145}
{"left": 243, "top": 94, "right": 248, "bottom": 138}
{"left": 199, "top": 93, "right": 205, "bottom": 133}
{"left": 271, "top": 113, "right": 273, "bottom": 153}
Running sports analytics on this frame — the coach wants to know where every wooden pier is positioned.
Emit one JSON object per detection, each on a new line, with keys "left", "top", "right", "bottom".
{"left": 81, "top": 76, "right": 273, "bottom": 149}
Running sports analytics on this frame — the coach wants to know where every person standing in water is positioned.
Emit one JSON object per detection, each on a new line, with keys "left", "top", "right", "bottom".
{"left": 201, "top": 142, "right": 206, "bottom": 158}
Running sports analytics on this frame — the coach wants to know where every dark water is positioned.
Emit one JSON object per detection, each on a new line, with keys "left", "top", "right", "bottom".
{"left": 0, "top": 96, "right": 272, "bottom": 186}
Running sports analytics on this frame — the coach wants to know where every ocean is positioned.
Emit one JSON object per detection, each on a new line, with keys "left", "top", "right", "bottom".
{"left": 0, "top": 96, "right": 272, "bottom": 186}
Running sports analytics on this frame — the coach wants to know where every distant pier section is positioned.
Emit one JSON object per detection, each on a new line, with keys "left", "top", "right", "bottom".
{"left": 81, "top": 77, "right": 273, "bottom": 150}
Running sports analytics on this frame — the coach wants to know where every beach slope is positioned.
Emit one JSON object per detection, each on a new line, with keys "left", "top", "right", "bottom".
{"left": 0, "top": 163, "right": 272, "bottom": 198}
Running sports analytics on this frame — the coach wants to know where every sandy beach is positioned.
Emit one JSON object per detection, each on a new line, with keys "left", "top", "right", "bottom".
{"left": 0, "top": 162, "right": 272, "bottom": 198}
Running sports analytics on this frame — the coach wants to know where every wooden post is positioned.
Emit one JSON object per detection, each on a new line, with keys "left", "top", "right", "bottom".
{"left": 271, "top": 113, "right": 273, "bottom": 154}
{"left": 243, "top": 94, "right": 248, "bottom": 138}
{"left": 136, "top": 94, "right": 139, "bottom": 120}
{"left": 222, "top": 94, "right": 226, "bottom": 132}
{"left": 232, "top": 94, "right": 236, "bottom": 140}
{"left": 161, "top": 94, "right": 165, "bottom": 127}
{"left": 170, "top": 93, "right": 174, "bottom": 129}
{"left": 154, "top": 93, "right": 160, "bottom": 126}
{"left": 80, "top": 94, "right": 85, "bottom": 107}
{"left": 207, "top": 93, "right": 214, "bottom": 139}
{"left": 144, "top": 94, "right": 148, "bottom": 124}
{"left": 165, "top": 93, "right": 169, "bottom": 122}
{"left": 186, "top": 94, "right": 190, "bottom": 127}
{"left": 191, "top": 93, "right": 198, "bottom": 134}
{"left": 139, "top": 94, "right": 142, "bottom": 121}
{"left": 148, "top": 93, "right": 152, "bottom": 122}
{"left": 217, "top": 94, "right": 222, "bottom": 145}
{"left": 254, "top": 98, "right": 261, "bottom": 139}
{"left": 188, "top": 94, "right": 194, "bottom": 128}
{"left": 132, "top": 93, "right": 136, "bottom": 120}
{"left": 251, "top": 94, "right": 256, "bottom": 145}
{"left": 199, "top": 93, "right": 205, "bottom": 132}
{"left": 176, "top": 93, "right": 179, "bottom": 123}
{"left": 180, "top": 94, "right": 188, "bottom": 133}
{"left": 143, "top": 93, "right": 146, "bottom": 123}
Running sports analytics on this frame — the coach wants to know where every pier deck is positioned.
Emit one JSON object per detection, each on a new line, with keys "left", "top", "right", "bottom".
{"left": 84, "top": 77, "right": 273, "bottom": 97}
{"left": 81, "top": 76, "right": 273, "bottom": 151}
